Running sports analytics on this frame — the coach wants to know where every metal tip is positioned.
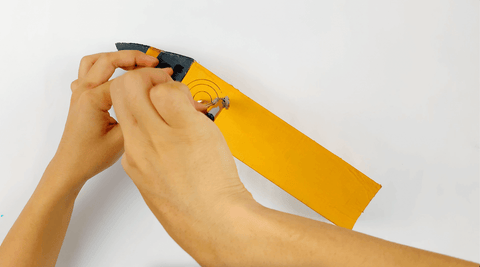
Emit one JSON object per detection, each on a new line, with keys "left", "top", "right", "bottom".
{"left": 222, "top": 96, "right": 230, "bottom": 109}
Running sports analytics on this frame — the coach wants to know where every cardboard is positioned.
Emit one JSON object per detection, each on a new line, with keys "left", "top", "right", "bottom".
{"left": 115, "top": 43, "right": 382, "bottom": 229}
{"left": 182, "top": 61, "right": 382, "bottom": 229}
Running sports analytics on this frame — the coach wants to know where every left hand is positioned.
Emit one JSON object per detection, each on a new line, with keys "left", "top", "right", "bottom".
{"left": 50, "top": 50, "right": 167, "bottom": 188}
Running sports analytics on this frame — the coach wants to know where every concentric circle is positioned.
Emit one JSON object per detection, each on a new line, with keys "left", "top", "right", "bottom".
{"left": 187, "top": 79, "right": 223, "bottom": 104}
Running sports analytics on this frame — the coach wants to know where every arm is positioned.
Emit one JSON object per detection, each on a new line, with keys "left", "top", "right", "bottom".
{"left": 165, "top": 197, "right": 477, "bottom": 267}
{"left": 109, "top": 67, "right": 479, "bottom": 267}
{"left": 142, "top": 177, "right": 477, "bottom": 267}
{"left": 0, "top": 50, "right": 160, "bottom": 267}
{"left": 0, "top": 161, "right": 84, "bottom": 267}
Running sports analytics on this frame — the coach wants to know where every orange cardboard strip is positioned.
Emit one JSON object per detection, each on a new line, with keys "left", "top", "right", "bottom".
{"left": 146, "top": 47, "right": 162, "bottom": 58}
{"left": 182, "top": 61, "right": 381, "bottom": 229}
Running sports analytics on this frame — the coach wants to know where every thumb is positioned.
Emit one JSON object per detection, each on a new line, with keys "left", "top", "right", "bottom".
{"left": 178, "top": 82, "right": 207, "bottom": 113}
{"left": 193, "top": 101, "right": 208, "bottom": 113}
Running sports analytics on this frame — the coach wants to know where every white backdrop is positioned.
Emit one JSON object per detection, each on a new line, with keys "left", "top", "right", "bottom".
{"left": 0, "top": 0, "right": 478, "bottom": 266}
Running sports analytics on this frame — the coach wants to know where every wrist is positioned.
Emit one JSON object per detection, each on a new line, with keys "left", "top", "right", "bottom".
{"left": 201, "top": 197, "right": 268, "bottom": 266}
{"left": 143, "top": 189, "right": 264, "bottom": 266}
{"left": 40, "top": 159, "right": 86, "bottom": 200}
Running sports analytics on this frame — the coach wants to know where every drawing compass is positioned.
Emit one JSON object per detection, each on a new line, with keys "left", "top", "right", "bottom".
{"left": 199, "top": 96, "right": 230, "bottom": 121}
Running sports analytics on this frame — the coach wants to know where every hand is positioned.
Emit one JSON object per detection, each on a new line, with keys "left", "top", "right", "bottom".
{"left": 109, "top": 67, "right": 255, "bottom": 229}
{"left": 51, "top": 50, "right": 160, "bottom": 189}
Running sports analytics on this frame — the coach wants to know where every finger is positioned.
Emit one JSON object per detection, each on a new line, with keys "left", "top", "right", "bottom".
{"left": 78, "top": 68, "right": 174, "bottom": 113}
{"left": 171, "top": 79, "right": 207, "bottom": 113}
{"left": 193, "top": 100, "right": 208, "bottom": 113}
{"left": 80, "top": 50, "right": 159, "bottom": 89}
{"left": 71, "top": 79, "right": 80, "bottom": 92}
{"left": 110, "top": 67, "right": 174, "bottom": 137}
{"left": 149, "top": 81, "right": 201, "bottom": 128}
{"left": 78, "top": 52, "right": 164, "bottom": 78}
{"left": 82, "top": 67, "right": 172, "bottom": 111}
{"left": 144, "top": 70, "right": 206, "bottom": 114}
{"left": 80, "top": 80, "right": 113, "bottom": 111}
{"left": 162, "top": 67, "right": 174, "bottom": 76}
{"left": 78, "top": 53, "right": 102, "bottom": 79}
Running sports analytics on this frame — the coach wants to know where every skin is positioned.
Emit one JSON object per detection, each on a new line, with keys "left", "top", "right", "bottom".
{"left": 0, "top": 51, "right": 478, "bottom": 267}
{"left": 0, "top": 50, "right": 166, "bottom": 266}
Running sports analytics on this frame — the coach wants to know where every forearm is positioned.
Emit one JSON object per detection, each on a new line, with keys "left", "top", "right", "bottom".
{"left": 0, "top": 161, "right": 84, "bottom": 267}
{"left": 147, "top": 194, "right": 478, "bottom": 267}
{"left": 230, "top": 204, "right": 478, "bottom": 267}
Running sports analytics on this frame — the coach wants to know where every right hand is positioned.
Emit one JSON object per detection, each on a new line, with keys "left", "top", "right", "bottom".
{"left": 110, "top": 66, "right": 255, "bottom": 225}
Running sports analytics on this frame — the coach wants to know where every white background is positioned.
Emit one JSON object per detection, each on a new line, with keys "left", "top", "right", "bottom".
{"left": 0, "top": 0, "right": 478, "bottom": 266}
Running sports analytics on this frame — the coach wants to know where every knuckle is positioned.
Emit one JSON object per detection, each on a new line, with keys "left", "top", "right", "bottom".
{"left": 172, "top": 82, "right": 191, "bottom": 97}
{"left": 79, "top": 55, "right": 90, "bottom": 65}
{"left": 121, "top": 152, "right": 134, "bottom": 169}
{"left": 97, "top": 54, "right": 111, "bottom": 64}
{"left": 170, "top": 81, "right": 186, "bottom": 91}
{"left": 123, "top": 71, "right": 144, "bottom": 85}
{"left": 149, "top": 83, "right": 165, "bottom": 97}
{"left": 80, "top": 81, "right": 97, "bottom": 89}
{"left": 149, "top": 90, "right": 165, "bottom": 107}
{"left": 121, "top": 154, "right": 140, "bottom": 176}
{"left": 80, "top": 89, "right": 93, "bottom": 98}
{"left": 121, "top": 150, "right": 153, "bottom": 176}
{"left": 168, "top": 83, "right": 190, "bottom": 102}
{"left": 70, "top": 80, "right": 79, "bottom": 92}
{"left": 125, "top": 49, "right": 141, "bottom": 57}
{"left": 164, "top": 82, "right": 185, "bottom": 95}
{"left": 150, "top": 83, "right": 172, "bottom": 101}
{"left": 109, "top": 78, "right": 119, "bottom": 94}
{"left": 78, "top": 90, "right": 95, "bottom": 104}
{"left": 150, "top": 82, "right": 189, "bottom": 109}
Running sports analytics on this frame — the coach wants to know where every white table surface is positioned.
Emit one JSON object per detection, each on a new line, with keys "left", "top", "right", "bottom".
{"left": 0, "top": 0, "right": 478, "bottom": 266}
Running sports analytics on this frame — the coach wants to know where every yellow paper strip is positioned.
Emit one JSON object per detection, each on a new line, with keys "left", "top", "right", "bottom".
{"left": 146, "top": 47, "right": 162, "bottom": 58}
{"left": 182, "top": 61, "right": 381, "bottom": 229}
